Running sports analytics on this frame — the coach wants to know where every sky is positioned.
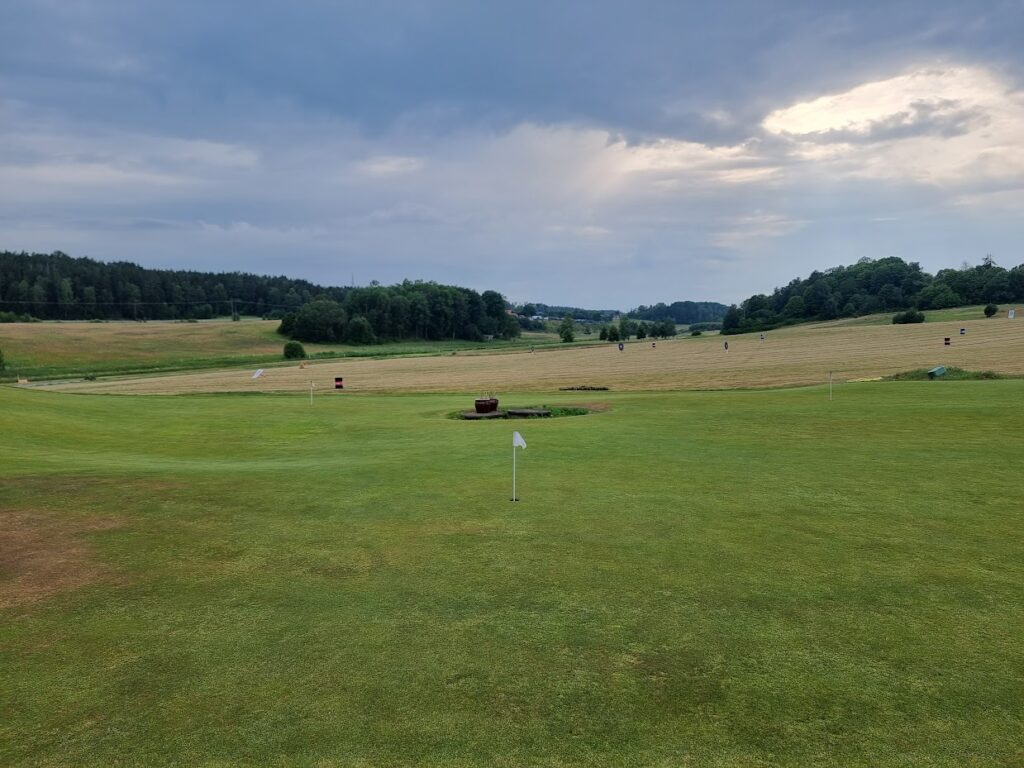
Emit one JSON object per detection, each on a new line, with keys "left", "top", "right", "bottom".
{"left": 2, "top": 1, "right": 1023, "bottom": 308}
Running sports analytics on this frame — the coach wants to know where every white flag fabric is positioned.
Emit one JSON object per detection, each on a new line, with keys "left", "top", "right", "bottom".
{"left": 513, "top": 431, "right": 527, "bottom": 449}
{"left": 252, "top": 369, "right": 264, "bottom": 379}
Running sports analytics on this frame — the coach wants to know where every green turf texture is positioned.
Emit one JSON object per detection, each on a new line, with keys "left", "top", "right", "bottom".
{"left": 2, "top": 382, "right": 1023, "bottom": 766}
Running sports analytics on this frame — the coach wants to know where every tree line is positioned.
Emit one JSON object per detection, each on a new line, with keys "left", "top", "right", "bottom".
{"left": 721, "top": 256, "right": 1024, "bottom": 335}
{"left": 277, "top": 284, "right": 520, "bottom": 344}
{"left": 516, "top": 302, "right": 620, "bottom": 322}
{"left": 0, "top": 250, "right": 524, "bottom": 344}
{"left": 628, "top": 300, "right": 728, "bottom": 324}
{"left": 0, "top": 250, "right": 341, "bottom": 320}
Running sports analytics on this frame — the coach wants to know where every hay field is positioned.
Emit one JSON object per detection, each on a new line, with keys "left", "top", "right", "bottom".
{"left": 0, "top": 319, "right": 293, "bottom": 367}
{"left": 44, "top": 315, "right": 1024, "bottom": 394}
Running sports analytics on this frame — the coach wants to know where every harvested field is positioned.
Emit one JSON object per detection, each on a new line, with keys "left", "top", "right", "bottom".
{"left": 0, "top": 319, "right": 299, "bottom": 369}
{"left": 42, "top": 316, "right": 1024, "bottom": 394}
{"left": 0, "top": 318, "right": 557, "bottom": 380}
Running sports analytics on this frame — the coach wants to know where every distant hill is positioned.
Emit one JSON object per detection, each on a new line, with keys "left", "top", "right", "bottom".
{"left": 721, "top": 256, "right": 1024, "bottom": 335}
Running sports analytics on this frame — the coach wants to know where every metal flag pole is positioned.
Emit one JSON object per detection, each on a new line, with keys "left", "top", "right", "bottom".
{"left": 511, "top": 431, "right": 527, "bottom": 501}
{"left": 512, "top": 441, "right": 517, "bottom": 502}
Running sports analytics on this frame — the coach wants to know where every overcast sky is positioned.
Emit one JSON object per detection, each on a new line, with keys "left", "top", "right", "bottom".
{"left": 2, "top": 1, "right": 1023, "bottom": 307}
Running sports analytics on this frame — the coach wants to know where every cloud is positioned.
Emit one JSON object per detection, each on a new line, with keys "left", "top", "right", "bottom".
{"left": 763, "top": 66, "right": 1024, "bottom": 184}
{"left": 710, "top": 213, "right": 807, "bottom": 249}
{"left": 2, "top": 0, "right": 1023, "bottom": 310}
{"left": 353, "top": 155, "right": 423, "bottom": 177}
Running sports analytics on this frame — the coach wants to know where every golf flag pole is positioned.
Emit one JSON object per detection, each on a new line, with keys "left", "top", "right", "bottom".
{"left": 512, "top": 430, "right": 527, "bottom": 501}
{"left": 829, "top": 371, "right": 833, "bottom": 402}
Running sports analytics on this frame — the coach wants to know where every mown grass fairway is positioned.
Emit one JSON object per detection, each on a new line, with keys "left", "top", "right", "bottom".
{"left": 2, "top": 382, "right": 1023, "bottom": 766}
{"left": 42, "top": 312, "right": 1024, "bottom": 395}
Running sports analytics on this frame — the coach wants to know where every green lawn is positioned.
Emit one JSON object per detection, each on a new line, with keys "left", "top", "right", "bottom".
{"left": 2, "top": 383, "right": 1023, "bottom": 766}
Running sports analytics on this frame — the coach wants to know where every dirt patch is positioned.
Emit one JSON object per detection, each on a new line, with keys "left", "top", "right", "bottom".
{"left": 0, "top": 511, "right": 122, "bottom": 610}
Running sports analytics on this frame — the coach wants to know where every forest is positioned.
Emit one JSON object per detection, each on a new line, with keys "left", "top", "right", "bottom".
{"left": 0, "top": 251, "right": 519, "bottom": 343}
{"left": 721, "top": 256, "right": 1024, "bottom": 335}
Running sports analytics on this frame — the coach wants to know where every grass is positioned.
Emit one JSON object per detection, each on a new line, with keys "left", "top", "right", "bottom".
{"left": 0, "top": 318, "right": 565, "bottom": 381}
{"left": 820, "top": 305, "right": 1019, "bottom": 327}
{"left": 42, "top": 310, "right": 1024, "bottom": 395}
{"left": 2, "top": 381, "right": 1023, "bottom": 766}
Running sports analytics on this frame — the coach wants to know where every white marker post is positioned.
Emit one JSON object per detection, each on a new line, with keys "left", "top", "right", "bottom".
{"left": 512, "top": 431, "right": 527, "bottom": 501}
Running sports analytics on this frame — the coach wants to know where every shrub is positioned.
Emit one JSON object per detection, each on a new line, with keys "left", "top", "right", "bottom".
{"left": 691, "top": 329, "right": 702, "bottom": 336}
{"left": 0, "top": 347, "right": 5, "bottom": 371}
{"left": 0, "top": 311, "right": 38, "bottom": 323}
{"left": 892, "top": 309, "right": 925, "bottom": 324}
{"left": 283, "top": 340, "right": 306, "bottom": 359}
{"left": 984, "top": 303, "right": 998, "bottom": 317}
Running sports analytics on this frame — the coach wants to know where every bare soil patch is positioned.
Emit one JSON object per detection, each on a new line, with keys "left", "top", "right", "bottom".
{"left": 0, "top": 511, "right": 122, "bottom": 609}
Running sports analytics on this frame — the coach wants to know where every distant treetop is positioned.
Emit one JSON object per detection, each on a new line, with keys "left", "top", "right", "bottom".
{"left": 720, "top": 256, "right": 1024, "bottom": 335}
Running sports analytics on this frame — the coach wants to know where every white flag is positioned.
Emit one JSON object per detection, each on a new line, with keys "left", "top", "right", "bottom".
{"left": 252, "top": 369, "right": 264, "bottom": 379}
{"left": 513, "top": 431, "right": 527, "bottom": 449}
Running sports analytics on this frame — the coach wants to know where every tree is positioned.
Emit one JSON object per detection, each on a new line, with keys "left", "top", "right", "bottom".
{"left": 346, "top": 315, "right": 377, "bottom": 344}
{"left": 558, "top": 314, "right": 575, "bottom": 343}
{"left": 283, "top": 341, "right": 306, "bottom": 359}
{"left": 782, "top": 295, "right": 806, "bottom": 317}
{"left": 607, "top": 325, "right": 620, "bottom": 342}
{"left": 721, "top": 306, "right": 743, "bottom": 333}
{"left": 497, "top": 313, "right": 522, "bottom": 340}
{"left": 984, "top": 303, "right": 998, "bottom": 317}
{"left": 636, "top": 323, "right": 647, "bottom": 340}
{"left": 598, "top": 326, "right": 608, "bottom": 341}
{"left": 917, "top": 283, "right": 961, "bottom": 310}
{"left": 290, "top": 299, "right": 348, "bottom": 342}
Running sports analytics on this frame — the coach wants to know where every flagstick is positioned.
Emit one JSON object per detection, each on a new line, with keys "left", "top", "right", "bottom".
{"left": 309, "top": 380, "right": 314, "bottom": 406}
{"left": 512, "top": 442, "right": 517, "bottom": 502}
{"left": 829, "top": 371, "right": 833, "bottom": 402}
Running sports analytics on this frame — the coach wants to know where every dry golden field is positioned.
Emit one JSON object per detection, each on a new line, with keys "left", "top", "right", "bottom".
{"left": 40, "top": 315, "right": 1024, "bottom": 395}
{"left": 0, "top": 319, "right": 329, "bottom": 370}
